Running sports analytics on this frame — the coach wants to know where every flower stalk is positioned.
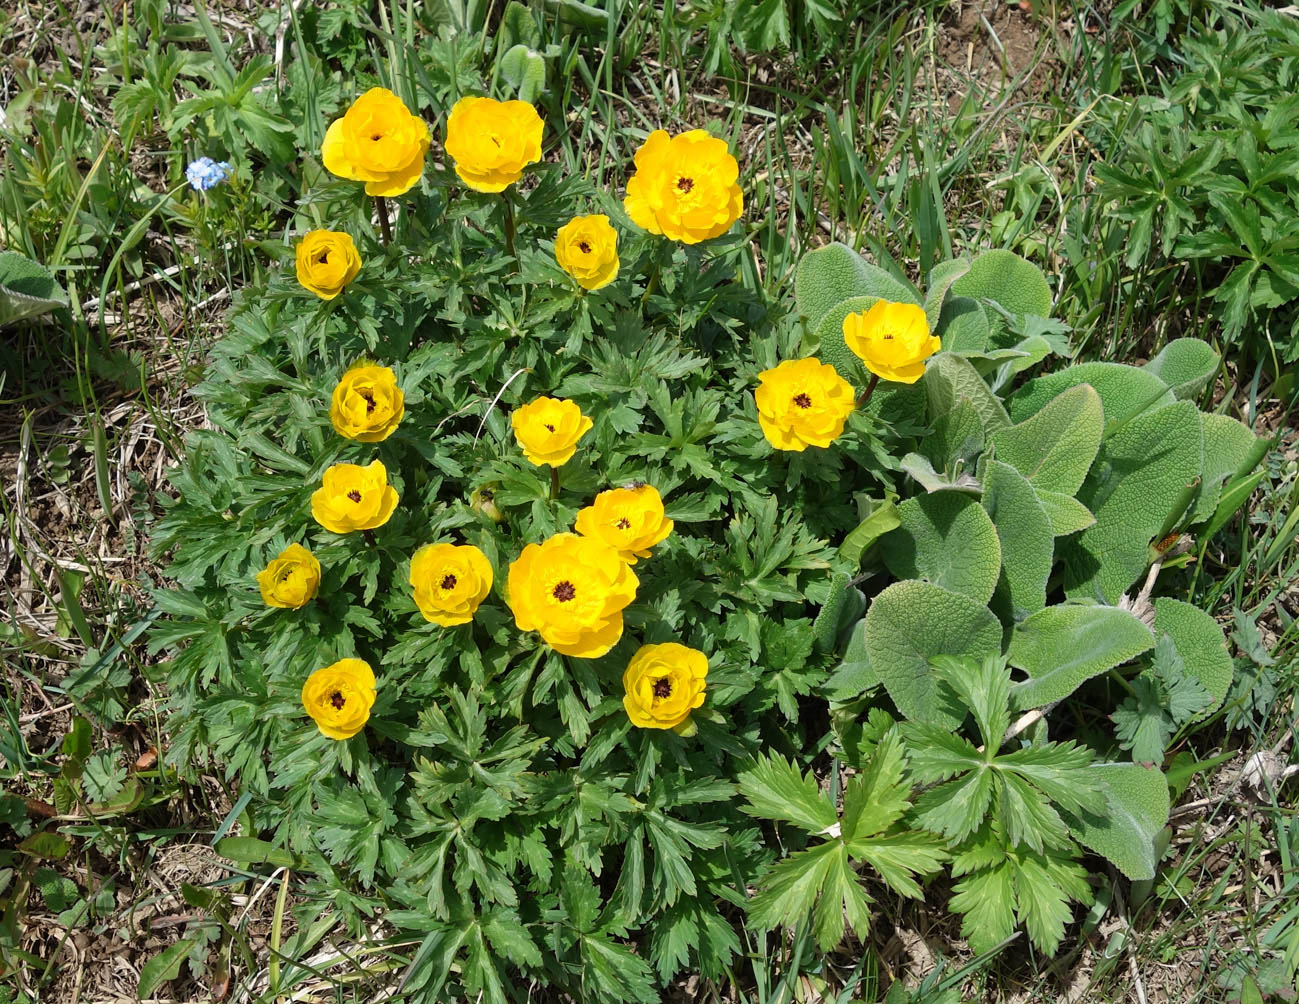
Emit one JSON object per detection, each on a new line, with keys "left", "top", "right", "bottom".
{"left": 857, "top": 373, "right": 880, "bottom": 409}
{"left": 375, "top": 195, "right": 393, "bottom": 246}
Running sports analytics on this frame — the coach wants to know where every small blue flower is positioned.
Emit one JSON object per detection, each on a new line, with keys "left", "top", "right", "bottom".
{"left": 185, "top": 157, "right": 233, "bottom": 192}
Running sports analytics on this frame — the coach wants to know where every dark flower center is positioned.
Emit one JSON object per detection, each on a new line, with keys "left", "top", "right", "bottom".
{"left": 653, "top": 678, "right": 672, "bottom": 698}
{"left": 440, "top": 574, "right": 458, "bottom": 590}
{"left": 371, "top": 133, "right": 383, "bottom": 141}
{"left": 677, "top": 177, "right": 694, "bottom": 193}
{"left": 552, "top": 581, "right": 576, "bottom": 602}
{"left": 330, "top": 691, "right": 346, "bottom": 710}
{"left": 347, "top": 490, "right": 362, "bottom": 502}
{"left": 578, "top": 241, "right": 591, "bottom": 254}
{"left": 793, "top": 393, "right": 812, "bottom": 409}
{"left": 361, "top": 391, "right": 376, "bottom": 414}
{"left": 544, "top": 423, "right": 555, "bottom": 432}
{"left": 317, "top": 251, "right": 329, "bottom": 264}
{"left": 480, "top": 488, "right": 494, "bottom": 502}
{"left": 616, "top": 517, "right": 631, "bottom": 530}
{"left": 883, "top": 333, "right": 894, "bottom": 340}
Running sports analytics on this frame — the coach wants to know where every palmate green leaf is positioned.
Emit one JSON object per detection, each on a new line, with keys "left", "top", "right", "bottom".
{"left": 897, "top": 722, "right": 983, "bottom": 783}
{"left": 995, "top": 742, "right": 1105, "bottom": 817}
{"left": 849, "top": 832, "right": 950, "bottom": 900}
{"left": 947, "top": 858, "right": 1016, "bottom": 954}
{"left": 746, "top": 841, "right": 841, "bottom": 938}
{"left": 948, "top": 823, "right": 1092, "bottom": 956}
{"left": 911, "top": 770, "right": 996, "bottom": 844}
{"left": 996, "top": 771, "right": 1071, "bottom": 853}
{"left": 931, "top": 653, "right": 1010, "bottom": 751}
{"left": 1013, "top": 843, "right": 1093, "bottom": 957}
{"left": 1112, "top": 675, "right": 1170, "bottom": 763}
{"left": 736, "top": 754, "right": 836, "bottom": 833}
{"left": 842, "top": 732, "right": 911, "bottom": 838}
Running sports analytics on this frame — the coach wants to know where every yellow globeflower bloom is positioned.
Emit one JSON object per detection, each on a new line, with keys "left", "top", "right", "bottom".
{"left": 574, "top": 484, "right": 673, "bottom": 564}
{"left": 506, "top": 533, "right": 638, "bottom": 658}
{"left": 444, "top": 96, "right": 544, "bottom": 193}
{"left": 311, "top": 460, "right": 399, "bottom": 534}
{"left": 295, "top": 230, "right": 362, "bottom": 300}
{"left": 256, "top": 543, "right": 322, "bottom": 609}
{"left": 409, "top": 542, "right": 493, "bottom": 627}
{"left": 330, "top": 364, "right": 404, "bottom": 442}
{"left": 554, "top": 214, "right": 619, "bottom": 291}
{"left": 842, "top": 301, "right": 941, "bottom": 385}
{"left": 321, "top": 87, "right": 430, "bottom": 197}
{"left": 622, "top": 642, "right": 708, "bottom": 736}
{"left": 754, "top": 357, "right": 856, "bottom": 452}
{"left": 302, "top": 658, "right": 376, "bottom": 740}
{"left": 623, "top": 129, "right": 743, "bottom": 244}
{"left": 511, "top": 396, "right": 593, "bottom": 468}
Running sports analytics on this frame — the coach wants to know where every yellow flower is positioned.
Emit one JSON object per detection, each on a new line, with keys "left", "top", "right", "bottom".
{"left": 321, "top": 87, "right": 430, "bottom": 197}
{"left": 330, "top": 364, "right": 404, "bottom": 442}
{"left": 754, "top": 357, "right": 856, "bottom": 452}
{"left": 554, "top": 214, "right": 619, "bottom": 291}
{"left": 511, "top": 397, "right": 593, "bottom": 468}
{"left": 444, "top": 96, "right": 544, "bottom": 194}
{"left": 624, "top": 129, "right": 743, "bottom": 244}
{"left": 506, "top": 533, "right": 638, "bottom": 658}
{"left": 622, "top": 642, "right": 708, "bottom": 735}
{"left": 295, "top": 230, "right": 362, "bottom": 300}
{"left": 302, "top": 658, "right": 376, "bottom": 740}
{"left": 409, "top": 542, "right": 493, "bottom": 627}
{"left": 841, "top": 301, "right": 941, "bottom": 384}
{"left": 574, "top": 484, "right": 673, "bottom": 564}
{"left": 256, "top": 543, "right": 322, "bottom": 609}
{"left": 311, "top": 460, "right": 399, "bottom": 534}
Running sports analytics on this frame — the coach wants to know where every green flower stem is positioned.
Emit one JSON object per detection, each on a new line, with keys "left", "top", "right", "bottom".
{"left": 549, "top": 466, "right": 560, "bottom": 502}
{"left": 857, "top": 373, "right": 880, "bottom": 409}
{"left": 502, "top": 193, "right": 518, "bottom": 268}
{"left": 375, "top": 195, "right": 393, "bottom": 246}
{"left": 640, "top": 261, "right": 660, "bottom": 314}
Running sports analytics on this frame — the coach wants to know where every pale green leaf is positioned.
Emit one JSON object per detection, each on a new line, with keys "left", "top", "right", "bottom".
{"left": 1008, "top": 605, "right": 1154, "bottom": 709}
{"left": 981, "top": 460, "right": 1053, "bottom": 619}
{"left": 1062, "top": 762, "right": 1170, "bottom": 880}
{"left": 881, "top": 493, "right": 1002, "bottom": 605}
{"left": 991, "top": 383, "right": 1104, "bottom": 496}
{"left": 1034, "top": 488, "right": 1096, "bottom": 536}
{"left": 1141, "top": 338, "right": 1219, "bottom": 400}
{"left": 865, "top": 580, "right": 1004, "bottom": 729}
{"left": 1064, "top": 400, "right": 1203, "bottom": 603}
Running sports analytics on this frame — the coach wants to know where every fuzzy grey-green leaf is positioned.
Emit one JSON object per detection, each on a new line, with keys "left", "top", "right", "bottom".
{"left": 1062, "top": 762, "right": 1169, "bottom": 880}
{"left": 865, "top": 580, "right": 1003, "bottom": 729}
{"left": 1008, "top": 605, "right": 1154, "bottom": 708}
{"left": 1152, "top": 598, "right": 1233, "bottom": 716}
{"left": 881, "top": 493, "right": 1002, "bottom": 605}
{"left": 1141, "top": 338, "right": 1219, "bottom": 400}
{"left": 1063, "top": 400, "right": 1203, "bottom": 603}
{"left": 990, "top": 383, "right": 1103, "bottom": 496}
{"left": 981, "top": 460, "right": 1053, "bottom": 620}
{"left": 924, "top": 352, "right": 1011, "bottom": 434}
{"left": 795, "top": 242, "right": 919, "bottom": 334}
{"left": 949, "top": 249, "right": 1052, "bottom": 320}
{"left": 1010, "top": 362, "right": 1175, "bottom": 428}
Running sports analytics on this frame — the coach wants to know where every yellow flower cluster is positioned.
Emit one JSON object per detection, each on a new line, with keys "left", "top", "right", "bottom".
{"left": 270, "top": 93, "right": 755, "bottom": 741}
{"left": 754, "top": 302, "right": 942, "bottom": 452}
{"left": 299, "top": 90, "right": 745, "bottom": 301}
{"left": 263, "top": 362, "right": 702, "bottom": 739}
